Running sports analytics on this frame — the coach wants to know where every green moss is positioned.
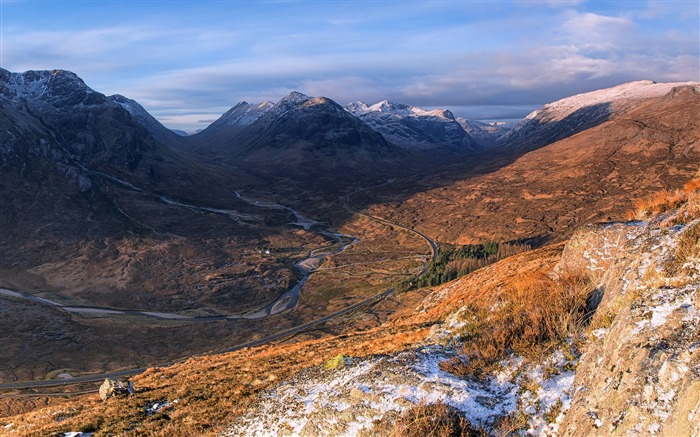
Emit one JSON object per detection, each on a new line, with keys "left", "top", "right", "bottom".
{"left": 324, "top": 354, "right": 349, "bottom": 370}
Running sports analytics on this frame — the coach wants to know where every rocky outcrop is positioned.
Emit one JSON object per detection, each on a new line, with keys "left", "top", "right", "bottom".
{"left": 558, "top": 217, "right": 699, "bottom": 435}
{"left": 554, "top": 222, "right": 646, "bottom": 277}
{"left": 98, "top": 378, "right": 134, "bottom": 401}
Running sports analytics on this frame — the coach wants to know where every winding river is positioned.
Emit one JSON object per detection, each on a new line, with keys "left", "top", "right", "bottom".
{"left": 0, "top": 189, "right": 358, "bottom": 322}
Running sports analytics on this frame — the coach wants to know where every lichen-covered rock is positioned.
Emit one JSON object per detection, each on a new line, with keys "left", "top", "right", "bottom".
{"left": 554, "top": 221, "right": 646, "bottom": 277}
{"left": 99, "top": 378, "right": 134, "bottom": 401}
{"left": 559, "top": 219, "right": 700, "bottom": 436}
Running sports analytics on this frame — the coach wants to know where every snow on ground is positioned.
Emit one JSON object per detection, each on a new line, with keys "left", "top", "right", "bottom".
{"left": 223, "top": 345, "right": 578, "bottom": 437}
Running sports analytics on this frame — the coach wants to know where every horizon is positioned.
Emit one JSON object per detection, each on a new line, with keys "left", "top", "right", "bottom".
{"left": 2, "top": 0, "right": 698, "bottom": 131}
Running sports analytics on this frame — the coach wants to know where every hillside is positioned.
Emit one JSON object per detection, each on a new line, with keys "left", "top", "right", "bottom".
{"left": 1, "top": 76, "right": 698, "bottom": 436}
{"left": 357, "top": 82, "right": 700, "bottom": 245}
{"left": 3, "top": 177, "right": 696, "bottom": 436}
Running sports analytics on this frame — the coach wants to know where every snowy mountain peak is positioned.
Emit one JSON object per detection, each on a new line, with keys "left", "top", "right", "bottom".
{"left": 499, "top": 79, "right": 699, "bottom": 153}
{"left": 346, "top": 99, "right": 455, "bottom": 120}
{"left": 1, "top": 68, "right": 96, "bottom": 105}
{"left": 345, "top": 98, "right": 478, "bottom": 151}
{"left": 109, "top": 94, "right": 144, "bottom": 116}
{"left": 279, "top": 91, "right": 311, "bottom": 105}
{"left": 526, "top": 80, "right": 696, "bottom": 123}
{"left": 345, "top": 101, "right": 369, "bottom": 113}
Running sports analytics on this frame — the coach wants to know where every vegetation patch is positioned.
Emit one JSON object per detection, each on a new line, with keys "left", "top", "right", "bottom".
{"left": 397, "top": 242, "right": 531, "bottom": 291}
{"left": 628, "top": 173, "right": 700, "bottom": 222}
{"left": 373, "top": 402, "right": 486, "bottom": 437}
{"left": 324, "top": 353, "right": 349, "bottom": 370}
{"left": 439, "top": 270, "right": 594, "bottom": 377}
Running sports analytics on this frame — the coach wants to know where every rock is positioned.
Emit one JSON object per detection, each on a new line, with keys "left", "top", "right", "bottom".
{"left": 99, "top": 378, "right": 134, "bottom": 401}
{"left": 554, "top": 221, "right": 645, "bottom": 278}
{"left": 558, "top": 219, "right": 700, "bottom": 436}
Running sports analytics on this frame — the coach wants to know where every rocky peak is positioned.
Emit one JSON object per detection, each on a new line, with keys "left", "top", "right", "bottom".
{"left": 1, "top": 67, "right": 104, "bottom": 108}
{"left": 345, "top": 98, "right": 478, "bottom": 151}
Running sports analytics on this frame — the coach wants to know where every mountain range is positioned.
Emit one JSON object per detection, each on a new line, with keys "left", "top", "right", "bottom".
{"left": 1, "top": 68, "right": 698, "bottom": 436}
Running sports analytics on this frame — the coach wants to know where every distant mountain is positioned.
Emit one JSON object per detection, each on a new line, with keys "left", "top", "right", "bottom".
{"left": 171, "top": 129, "right": 190, "bottom": 136}
{"left": 108, "top": 94, "right": 188, "bottom": 149}
{"left": 193, "top": 100, "right": 273, "bottom": 145}
{"left": 455, "top": 118, "right": 512, "bottom": 147}
{"left": 363, "top": 81, "right": 700, "bottom": 245}
{"left": 345, "top": 100, "right": 479, "bottom": 152}
{"left": 192, "top": 92, "right": 398, "bottom": 183}
{"left": 498, "top": 80, "right": 698, "bottom": 153}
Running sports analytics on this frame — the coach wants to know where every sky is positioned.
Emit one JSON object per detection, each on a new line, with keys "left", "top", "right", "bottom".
{"left": 2, "top": 0, "right": 699, "bottom": 131}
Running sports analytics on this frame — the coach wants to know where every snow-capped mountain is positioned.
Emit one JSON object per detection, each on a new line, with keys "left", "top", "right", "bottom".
{"left": 0, "top": 68, "right": 164, "bottom": 176}
{"left": 208, "top": 100, "right": 274, "bottom": 130}
{"left": 192, "top": 100, "right": 274, "bottom": 146}
{"left": 498, "top": 80, "right": 699, "bottom": 153}
{"left": 345, "top": 100, "right": 479, "bottom": 152}
{"left": 109, "top": 94, "right": 187, "bottom": 147}
{"left": 455, "top": 118, "right": 512, "bottom": 147}
{"left": 195, "top": 91, "right": 397, "bottom": 183}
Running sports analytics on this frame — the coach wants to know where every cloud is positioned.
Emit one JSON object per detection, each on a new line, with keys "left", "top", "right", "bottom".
{"left": 3, "top": 1, "right": 696, "bottom": 131}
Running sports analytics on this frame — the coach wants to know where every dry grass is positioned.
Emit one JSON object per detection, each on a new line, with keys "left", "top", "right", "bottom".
{"left": 664, "top": 221, "right": 700, "bottom": 276}
{"left": 439, "top": 270, "right": 594, "bottom": 377}
{"left": 373, "top": 402, "right": 486, "bottom": 437}
{"left": 627, "top": 173, "right": 700, "bottom": 221}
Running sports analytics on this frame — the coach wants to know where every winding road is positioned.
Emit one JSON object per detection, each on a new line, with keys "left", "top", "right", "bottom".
{"left": 1, "top": 181, "right": 439, "bottom": 394}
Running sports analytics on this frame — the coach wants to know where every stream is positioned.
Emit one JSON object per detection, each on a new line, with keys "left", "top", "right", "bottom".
{"left": 0, "top": 189, "right": 358, "bottom": 322}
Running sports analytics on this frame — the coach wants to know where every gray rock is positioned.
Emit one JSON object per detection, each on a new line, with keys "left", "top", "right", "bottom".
{"left": 98, "top": 378, "right": 134, "bottom": 401}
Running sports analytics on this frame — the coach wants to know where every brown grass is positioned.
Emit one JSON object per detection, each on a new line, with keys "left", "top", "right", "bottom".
{"left": 439, "top": 270, "right": 594, "bottom": 377}
{"left": 664, "top": 221, "right": 700, "bottom": 276}
{"left": 628, "top": 173, "right": 700, "bottom": 221}
{"left": 373, "top": 402, "right": 486, "bottom": 437}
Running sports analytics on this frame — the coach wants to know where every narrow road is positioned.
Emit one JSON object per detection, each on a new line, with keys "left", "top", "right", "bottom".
{"left": 342, "top": 189, "right": 438, "bottom": 262}
{"left": 0, "top": 288, "right": 393, "bottom": 393}
{"left": 1, "top": 183, "right": 432, "bottom": 394}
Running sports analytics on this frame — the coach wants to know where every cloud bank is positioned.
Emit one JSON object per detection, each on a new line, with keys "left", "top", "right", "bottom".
{"left": 3, "top": 0, "right": 698, "bottom": 130}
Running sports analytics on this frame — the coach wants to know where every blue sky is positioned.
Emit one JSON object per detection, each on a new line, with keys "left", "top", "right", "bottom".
{"left": 2, "top": 0, "right": 698, "bottom": 130}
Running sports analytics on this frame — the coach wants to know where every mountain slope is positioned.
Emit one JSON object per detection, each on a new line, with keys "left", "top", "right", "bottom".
{"left": 194, "top": 92, "right": 399, "bottom": 184}
{"left": 191, "top": 100, "right": 273, "bottom": 147}
{"left": 108, "top": 94, "right": 190, "bottom": 151}
{"left": 359, "top": 82, "right": 700, "bottom": 245}
{"left": 456, "top": 118, "right": 511, "bottom": 147}
{"left": 498, "top": 80, "right": 698, "bottom": 154}
{"left": 346, "top": 100, "right": 480, "bottom": 152}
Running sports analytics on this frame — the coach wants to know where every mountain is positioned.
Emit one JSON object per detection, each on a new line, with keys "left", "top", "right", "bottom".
{"left": 192, "top": 100, "right": 273, "bottom": 145}
{"left": 455, "top": 118, "right": 512, "bottom": 147}
{"left": 0, "top": 68, "right": 289, "bottom": 315}
{"left": 108, "top": 94, "right": 188, "bottom": 150}
{"left": 498, "top": 80, "right": 698, "bottom": 153}
{"left": 345, "top": 100, "right": 480, "bottom": 152}
{"left": 0, "top": 68, "right": 179, "bottom": 195}
{"left": 357, "top": 81, "right": 700, "bottom": 245}
{"left": 192, "top": 92, "right": 398, "bottom": 184}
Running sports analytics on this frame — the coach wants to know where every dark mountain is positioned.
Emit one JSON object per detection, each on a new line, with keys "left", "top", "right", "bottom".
{"left": 192, "top": 100, "right": 273, "bottom": 148}
{"left": 108, "top": 94, "right": 189, "bottom": 150}
{"left": 191, "top": 92, "right": 399, "bottom": 184}
{"left": 345, "top": 100, "right": 480, "bottom": 152}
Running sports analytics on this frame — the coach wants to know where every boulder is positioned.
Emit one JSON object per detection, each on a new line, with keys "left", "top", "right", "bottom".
{"left": 99, "top": 378, "right": 134, "bottom": 401}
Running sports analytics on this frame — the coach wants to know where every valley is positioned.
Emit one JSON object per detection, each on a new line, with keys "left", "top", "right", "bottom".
{"left": 0, "top": 68, "right": 698, "bottom": 435}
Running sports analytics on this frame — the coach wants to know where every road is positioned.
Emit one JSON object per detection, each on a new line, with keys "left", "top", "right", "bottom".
{"left": 342, "top": 189, "right": 438, "bottom": 262}
{"left": 0, "top": 288, "right": 393, "bottom": 393}
{"left": 1, "top": 184, "right": 433, "bottom": 394}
